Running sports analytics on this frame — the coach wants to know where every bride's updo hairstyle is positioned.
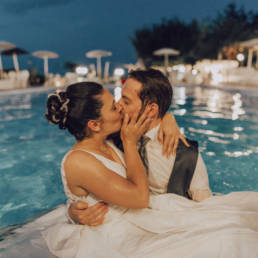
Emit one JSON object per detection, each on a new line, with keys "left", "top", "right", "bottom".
{"left": 46, "top": 82, "right": 103, "bottom": 141}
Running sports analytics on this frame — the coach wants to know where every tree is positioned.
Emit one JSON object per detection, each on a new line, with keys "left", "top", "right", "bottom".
{"left": 131, "top": 18, "right": 201, "bottom": 64}
{"left": 198, "top": 3, "right": 258, "bottom": 59}
{"left": 131, "top": 3, "right": 258, "bottom": 64}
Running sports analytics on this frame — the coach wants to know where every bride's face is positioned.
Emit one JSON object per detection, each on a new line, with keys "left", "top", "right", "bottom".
{"left": 98, "top": 89, "right": 122, "bottom": 135}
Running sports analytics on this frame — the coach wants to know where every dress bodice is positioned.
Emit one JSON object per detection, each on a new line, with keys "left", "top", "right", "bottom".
{"left": 61, "top": 140, "right": 128, "bottom": 222}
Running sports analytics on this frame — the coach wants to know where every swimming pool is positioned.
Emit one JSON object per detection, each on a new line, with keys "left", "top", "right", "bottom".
{"left": 0, "top": 84, "right": 257, "bottom": 228}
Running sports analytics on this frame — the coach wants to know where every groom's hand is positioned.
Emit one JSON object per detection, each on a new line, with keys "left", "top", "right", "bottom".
{"left": 69, "top": 201, "right": 109, "bottom": 226}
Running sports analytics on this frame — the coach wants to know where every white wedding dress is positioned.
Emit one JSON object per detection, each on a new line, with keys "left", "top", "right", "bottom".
{"left": 1, "top": 142, "right": 258, "bottom": 258}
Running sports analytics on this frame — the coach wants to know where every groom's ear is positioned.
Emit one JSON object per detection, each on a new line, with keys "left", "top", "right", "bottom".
{"left": 147, "top": 103, "right": 159, "bottom": 118}
{"left": 87, "top": 120, "right": 101, "bottom": 132}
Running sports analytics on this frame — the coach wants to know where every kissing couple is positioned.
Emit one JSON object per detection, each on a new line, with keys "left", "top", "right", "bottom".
{"left": 42, "top": 69, "right": 258, "bottom": 258}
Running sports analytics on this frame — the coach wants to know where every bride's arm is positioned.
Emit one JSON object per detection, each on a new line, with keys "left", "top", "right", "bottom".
{"left": 65, "top": 112, "right": 151, "bottom": 209}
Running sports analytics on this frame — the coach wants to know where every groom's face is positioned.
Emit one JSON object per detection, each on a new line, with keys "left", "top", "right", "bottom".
{"left": 118, "top": 78, "right": 143, "bottom": 119}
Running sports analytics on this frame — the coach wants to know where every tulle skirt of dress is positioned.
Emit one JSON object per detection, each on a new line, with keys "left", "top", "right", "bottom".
{"left": 41, "top": 191, "right": 258, "bottom": 258}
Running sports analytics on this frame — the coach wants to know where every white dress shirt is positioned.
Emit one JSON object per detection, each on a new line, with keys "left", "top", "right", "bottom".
{"left": 145, "top": 124, "right": 212, "bottom": 201}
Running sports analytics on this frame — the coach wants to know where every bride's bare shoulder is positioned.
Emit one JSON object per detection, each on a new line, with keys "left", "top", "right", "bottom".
{"left": 64, "top": 149, "right": 102, "bottom": 169}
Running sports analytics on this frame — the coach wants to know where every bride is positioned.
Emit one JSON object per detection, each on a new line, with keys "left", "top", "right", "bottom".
{"left": 41, "top": 82, "right": 258, "bottom": 258}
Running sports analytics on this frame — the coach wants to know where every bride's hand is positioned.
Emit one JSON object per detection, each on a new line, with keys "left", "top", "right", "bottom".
{"left": 121, "top": 108, "right": 152, "bottom": 145}
{"left": 158, "top": 113, "right": 189, "bottom": 157}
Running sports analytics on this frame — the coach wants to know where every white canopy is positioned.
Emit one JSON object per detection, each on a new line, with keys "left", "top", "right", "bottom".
{"left": 153, "top": 48, "right": 180, "bottom": 56}
{"left": 239, "top": 38, "right": 258, "bottom": 68}
{"left": 86, "top": 50, "right": 112, "bottom": 77}
{"left": 0, "top": 41, "right": 16, "bottom": 50}
{"left": 32, "top": 51, "right": 59, "bottom": 75}
{"left": 239, "top": 38, "right": 258, "bottom": 50}
{"left": 153, "top": 48, "right": 180, "bottom": 70}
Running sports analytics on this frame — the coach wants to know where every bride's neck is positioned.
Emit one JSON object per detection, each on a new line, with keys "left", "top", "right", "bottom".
{"left": 75, "top": 134, "right": 109, "bottom": 151}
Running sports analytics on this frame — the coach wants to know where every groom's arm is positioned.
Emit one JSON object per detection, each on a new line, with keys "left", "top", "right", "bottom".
{"left": 188, "top": 153, "right": 212, "bottom": 202}
{"left": 68, "top": 201, "right": 108, "bottom": 226}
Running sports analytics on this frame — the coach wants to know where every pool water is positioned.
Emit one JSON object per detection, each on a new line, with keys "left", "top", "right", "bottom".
{"left": 0, "top": 85, "right": 257, "bottom": 228}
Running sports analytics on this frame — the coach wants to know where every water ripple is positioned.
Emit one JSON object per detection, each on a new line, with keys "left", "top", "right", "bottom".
{"left": 188, "top": 128, "right": 235, "bottom": 138}
{"left": 224, "top": 150, "right": 253, "bottom": 157}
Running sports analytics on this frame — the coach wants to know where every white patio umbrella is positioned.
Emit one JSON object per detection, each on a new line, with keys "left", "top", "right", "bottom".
{"left": 86, "top": 50, "right": 112, "bottom": 78}
{"left": 239, "top": 38, "right": 258, "bottom": 68}
{"left": 239, "top": 38, "right": 258, "bottom": 48}
{"left": 0, "top": 41, "right": 16, "bottom": 71}
{"left": 2, "top": 47, "right": 28, "bottom": 72}
{"left": 153, "top": 48, "right": 180, "bottom": 70}
{"left": 32, "top": 51, "right": 59, "bottom": 76}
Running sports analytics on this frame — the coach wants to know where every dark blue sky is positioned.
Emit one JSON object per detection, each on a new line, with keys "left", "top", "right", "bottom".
{"left": 1, "top": 0, "right": 257, "bottom": 74}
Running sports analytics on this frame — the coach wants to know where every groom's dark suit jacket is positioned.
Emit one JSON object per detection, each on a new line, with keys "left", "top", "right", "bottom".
{"left": 109, "top": 132, "right": 198, "bottom": 199}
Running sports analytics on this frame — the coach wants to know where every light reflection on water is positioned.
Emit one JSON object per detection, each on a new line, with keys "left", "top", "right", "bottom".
{"left": 0, "top": 85, "right": 257, "bottom": 228}
{"left": 170, "top": 85, "right": 258, "bottom": 195}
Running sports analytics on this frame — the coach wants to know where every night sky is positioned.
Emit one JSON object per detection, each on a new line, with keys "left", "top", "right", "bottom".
{"left": 1, "top": 0, "right": 257, "bottom": 74}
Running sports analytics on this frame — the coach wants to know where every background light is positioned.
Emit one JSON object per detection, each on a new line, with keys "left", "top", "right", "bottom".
{"left": 114, "top": 68, "right": 125, "bottom": 77}
{"left": 172, "top": 64, "right": 186, "bottom": 73}
{"left": 114, "top": 86, "right": 122, "bottom": 101}
{"left": 192, "top": 69, "right": 198, "bottom": 75}
{"left": 236, "top": 53, "right": 245, "bottom": 62}
{"left": 75, "top": 66, "right": 88, "bottom": 76}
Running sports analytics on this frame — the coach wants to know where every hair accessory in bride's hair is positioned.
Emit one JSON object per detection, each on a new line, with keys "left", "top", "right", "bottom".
{"left": 47, "top": 89, "right": 66, "bottom": 104}
{"left": 59, "top": 97, "right": 70, "bottom": 124}
{"left": 46, "top": 89, "right": 70, "bottom": 127}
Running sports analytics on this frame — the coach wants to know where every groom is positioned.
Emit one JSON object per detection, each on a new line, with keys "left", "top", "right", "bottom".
{"left": 68, "top": 69, "right": 212, "bottom": 225}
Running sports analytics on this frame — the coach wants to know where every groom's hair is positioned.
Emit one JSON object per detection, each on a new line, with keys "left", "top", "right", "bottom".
{"left": 128, "top": 69, "right": 173, "bottom": 118}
